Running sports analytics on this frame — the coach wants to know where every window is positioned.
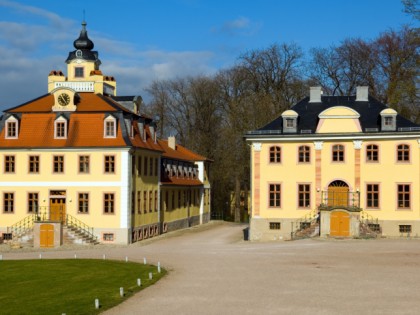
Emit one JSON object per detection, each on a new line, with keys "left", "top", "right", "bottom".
{"left": 298, "top": 184, "right": 310, "bottom": 208}
{"left": 78, "top": 193, "right": 89, "bottom": 213}
{"left": 79, "top": 156, "right": 89, "bottom": 173}
{"left": 269, "top": 222, "right": 281, "bottom": 230}
{"left": 178, "top": 191, "right": 182, "bottom": 208}
{"left": 172, "top": 191, "right": 175, "bottom": 210}
{"left": 75, "top": 67, "right": 84, "bottom": 78}
{"left": 4, "top": 155, "right": 15, "bottom": 173}
{"left": 138, "top": 156, "right": 142, "bottom": 176}
{"left": 155, "top": 158, "right": 158, "bottom": 176}
{"left": 399, "top": 225, "right": 412, "bottom": 233}
{"left": 137, "top": 191, "right": 141, "bottom": 214}
{"left": 366, "top": 184, "right": 379, "bottom": 208}
{"left": 150, "top": 157, "right": 154, "bottom": 176}
{"left": 143, "top": 191, "right": 147, "bottom": 212}
{"left": 6, "top": 121, "right": 17, "bottom": 138}
{"left": 104, "top": 155, "right": 115, "bottom": 173}
{"left": 144, "top": 157, "right": 148, "bottom": 176}
{"left": 332, "top": 144, "right": 344, "bottom": 162}
{"left": 104, "top": 120, "right": 116, "bottom": 138}
{"left": 154, "top": 191, "right": 158, "bottom": 212}
{"left": 269, "top": 146, "right": 281, "bottom": 163}
{"left": 298, "top": 146, "right": 310, "bottom": 163}
{"left": 55, "top": 121, "right": 66, "bottom": 139}
{"left": 29, "top": 155, "right": 40, "bottom": 173}
{"left": 285, "top": 118, "right": 294, "bottom": 128}
{"left": 269, "top": 184, "right": 281, "bottom": 207}
{"left": 4, "top": 193, "right": 14, "bottom": 213}
{"left": 397, "top": 144, "right": 410, "bottom": 162}
{"left": 2, "top": 233, "right": 12, "bottom": 240}
{"left": 53, "top": 155, "right": 64, "bottom": 173}
{"left": 366, "top": 144, "right": 379, "bottom": 162}
{"left": 131, "top": 191, "right": 135, "bottom": 214}
{"left": 368, "top": 224, "right": 381, "bottom": 232}
{"left": 397, "top": 184, "right": 410, "bottom": 209}
{"left": 104, "top": 193, "right": 115, "bottom": 213}
{"left": 28, "top": 193, "right": 38, "bottom": 213}
{"left": 384, "top": 117, "right": 393, "bottom": 126}
{"left": 166, "top": 191, "right": 169, "bottom": 211}
{"left": 149, "top": 191, "right": 153, "bottom": 213}
{"left": 103, "top": 233, "right": 114, "bottom": 241}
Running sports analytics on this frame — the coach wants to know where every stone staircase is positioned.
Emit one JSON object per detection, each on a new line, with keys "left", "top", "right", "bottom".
{"left": 359, "top": 211, "right": 382, "bottom": 239}
{"left": 63, "top": 226, "right": 99, "bottom": 245}
{"left": 291, "top": 210, "right": 320, "bottom": 240}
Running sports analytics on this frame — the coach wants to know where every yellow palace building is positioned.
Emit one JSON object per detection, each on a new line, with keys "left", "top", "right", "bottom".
{"left": 246, "top": 86, "right": 420, "bottom": 240}
{"left": 0, "top": 22, "right": 211, "bottom": 247}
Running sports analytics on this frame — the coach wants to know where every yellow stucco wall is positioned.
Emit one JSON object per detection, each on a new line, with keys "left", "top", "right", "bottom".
{"left": 252, "top": 137, "right": 420, "bottom": 222}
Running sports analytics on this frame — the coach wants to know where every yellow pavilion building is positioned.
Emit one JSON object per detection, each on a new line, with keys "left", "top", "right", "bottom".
{"left": 0, "top": 22, "right": 211, "bottom": 247}
{"left": 245, "top": 86, "right": 420, "bottom": 240}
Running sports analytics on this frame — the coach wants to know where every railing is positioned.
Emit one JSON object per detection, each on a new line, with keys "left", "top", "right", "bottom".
{"left": 54, "top": 81, "right": 95, "bottom": 92}
{"left": 318, "top": 191, "right": 361, "bottom": 211}
{"left": 291, "top": 209, "right": 319, "bottom": 240}
{"left": 7, "top": 214, "right": 37, "bottom": 239}
{"left": 359, "top": 211, "right": 382, "bottom": 237}
{"left": 65, "top": 214, "right": 98, "bottom": 243}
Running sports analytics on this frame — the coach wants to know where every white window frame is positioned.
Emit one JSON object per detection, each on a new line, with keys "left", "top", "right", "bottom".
{"left": 5, "top": 116, "right": 18, "bottom": 139}
{"left": 54, "top": 116, "right": 67, "bottom": 139}
{"left": 104, "top": 116, "right": 117, "bottom": 138}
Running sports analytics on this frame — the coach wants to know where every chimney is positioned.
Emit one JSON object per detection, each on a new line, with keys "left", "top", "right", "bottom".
{"left": 356, "top": 86, "right": 368, "bottom": 102}
{"left": 309, "top": 87, "right": 322, "bottom": 103}
{"left": 168, "top": 136, "right": 176, "bottom": 150}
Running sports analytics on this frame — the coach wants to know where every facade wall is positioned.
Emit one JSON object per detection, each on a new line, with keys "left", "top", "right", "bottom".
{"left": 250, "top": 136, "right": 420, "bottom": 240}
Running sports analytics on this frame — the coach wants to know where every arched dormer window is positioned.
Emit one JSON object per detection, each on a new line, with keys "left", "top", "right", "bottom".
{"left": 281, "top": 110, "right": 298, "bottom": 133}
{"left": 104, "top": 115, "right": 117, "bottom": 138}
{"left": 269, "top": 146, "right": 281, "bottom": 163}
{"left": 380, "top": 108, "right": 397, "bottom": 131}
{"left": 54, "top": 116, "right": 68, "bottom": 139}
{"left": 5, "top": 116, "right": 18, "bottom": 139}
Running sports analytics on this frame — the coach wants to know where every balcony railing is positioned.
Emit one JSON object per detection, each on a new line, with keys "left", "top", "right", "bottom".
{"left": 318, "top": 191, "right": 361, "bottom": 211}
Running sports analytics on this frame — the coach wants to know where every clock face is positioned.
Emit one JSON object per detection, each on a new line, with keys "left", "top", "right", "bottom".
{"left": 58, "top": 93, "right": 70, "bottom": 106}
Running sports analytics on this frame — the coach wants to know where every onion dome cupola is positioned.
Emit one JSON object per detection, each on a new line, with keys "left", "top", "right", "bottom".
{"left": 65, "top": 21, "right": 101, "bottom": 68}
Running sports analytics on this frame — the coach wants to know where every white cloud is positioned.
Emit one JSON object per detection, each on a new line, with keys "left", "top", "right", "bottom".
{"left": 214, "top": 16, "right": 262, "bottom": 36}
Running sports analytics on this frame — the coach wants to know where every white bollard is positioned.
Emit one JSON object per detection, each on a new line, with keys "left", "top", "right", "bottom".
{"left": 120, "top": 287, "right": 124, "bottom": 297}
{"left": 0, "top": 254, "right": 3, "bottom": 260}
{"left": 125, "top": 256, "right": 128, "bottom": 262}
{"left": 157, "top": 262, "right": 161, "bottom": 273}
{"left": 149, "top": 272, "right": 153, "bottom": 280}
{"left": 137, "top": 278, "right": 141, "bottom": 286}
{"left": 95, "top": 298, "right": 100, "bottom": 309}
{"left": 39, "top": 253, "right": 42, "bottom": 259}
{"left": 74, "top": 254, "right": 77, "bottom": 259}
{"left": 103, "top": 254, "right": 106, "bottom": 260}
{"left": 143, "top": 257, "right": 147, "bottom": 265}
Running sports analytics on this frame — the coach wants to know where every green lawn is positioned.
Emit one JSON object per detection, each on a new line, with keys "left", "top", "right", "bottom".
{"left": 0, "top": 259, "right": 166, "bottom": 315}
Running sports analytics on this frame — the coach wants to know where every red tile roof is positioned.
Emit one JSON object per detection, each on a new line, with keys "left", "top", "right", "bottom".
{"left": 158, "top": 139, "right": 208, "bottom": 162}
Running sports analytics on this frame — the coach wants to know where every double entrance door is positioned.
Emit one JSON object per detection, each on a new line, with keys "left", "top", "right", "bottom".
{"left": 49, "top": 191, "right": 66, "bottom": 222}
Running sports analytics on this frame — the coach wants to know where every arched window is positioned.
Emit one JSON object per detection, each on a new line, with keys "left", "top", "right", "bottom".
{"left": 397, "top": 144, "right": 410, "bottom": 162}
{"left": 269, "top": 146, "right": 281, "bottom": 163}
{"left": 298, "top": 146, "right": 310, "bottom": 163}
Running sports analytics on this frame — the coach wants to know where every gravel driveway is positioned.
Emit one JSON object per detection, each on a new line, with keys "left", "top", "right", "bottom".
{"left": 3, "top": 221, "right": 420, "bottom": 314}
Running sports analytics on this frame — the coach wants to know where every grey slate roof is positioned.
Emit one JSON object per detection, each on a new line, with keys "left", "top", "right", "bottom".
{"left": 253, "top": 95, "right": 419, "bottom": 134}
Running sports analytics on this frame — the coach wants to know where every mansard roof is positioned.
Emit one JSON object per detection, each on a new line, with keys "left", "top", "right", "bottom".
{"left": 250, "top": 95, "right": 419, "bottom": 136}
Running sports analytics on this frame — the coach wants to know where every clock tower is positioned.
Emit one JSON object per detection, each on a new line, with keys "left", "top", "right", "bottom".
{"left": 48, "top": 21, "right": 117, "bottom": 96}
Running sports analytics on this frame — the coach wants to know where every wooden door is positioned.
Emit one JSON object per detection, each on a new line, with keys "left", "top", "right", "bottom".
{"left": 40, "top": 224, "right": 54, "bottom": 248}
{"left": 328, "top": 186, "right": 349, "bottom": 207}
{"left": 50, "top": 198, "right": 65, "bottom": 222}
{"left": 330, "top": 211, "right": 350, "bottom": 237}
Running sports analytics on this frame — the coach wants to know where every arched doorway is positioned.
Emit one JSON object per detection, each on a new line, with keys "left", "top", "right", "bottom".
{"left": 327, "top": 180, "right": 349, "bottom": 207}
{"left": 330, "top": 211, "right": 350, "bottom": 237}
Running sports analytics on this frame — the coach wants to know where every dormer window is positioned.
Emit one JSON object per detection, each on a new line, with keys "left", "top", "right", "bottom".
{"left": 104, "top": 116, "right": 116, "bottom": 138}
{"left": 54, "top": 117, "right": 67, "bottom": 139}
{"left": 380, "top": 108, "right": 397, "bottom": 131}
{"left": 5, "top": 116, "right": 18, "bottom": 139}
{"left": 281, "top": 110, "right": 298, "bottom": 133}
{"left": 75, "top": 67, "right": 84, "bottom": 78}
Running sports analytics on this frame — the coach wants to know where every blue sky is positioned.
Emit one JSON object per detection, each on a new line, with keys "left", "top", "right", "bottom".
{"left": 0, "top": 0, "right": 416, "bottom": 109}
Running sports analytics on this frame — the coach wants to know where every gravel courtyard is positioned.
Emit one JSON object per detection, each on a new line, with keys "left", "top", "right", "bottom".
{"left": 3, "top": 221, "right": 420, "bottom": 314}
